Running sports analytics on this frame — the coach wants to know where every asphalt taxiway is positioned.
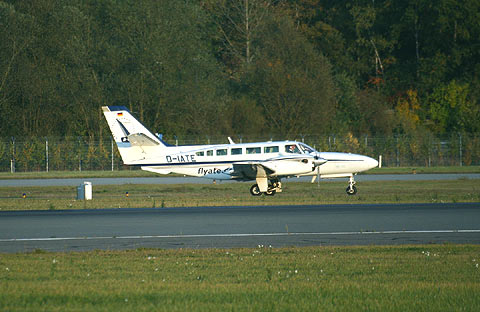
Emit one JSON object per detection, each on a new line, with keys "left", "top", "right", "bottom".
{"left": 1, "top": 203, "right": 479, "bottom": 252}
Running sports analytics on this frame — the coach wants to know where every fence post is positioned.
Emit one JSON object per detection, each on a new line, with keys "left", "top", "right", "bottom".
{"left": 11, "top": 136, "right": 15, "bottom": 173}
{"left": 459, "top": 133, "right": 462, "bottom": 167}
{"left": 78, "top": 137, "right": 82, "bottom": 172}
{"left": 428, "top": 146, "right": 431, "bottom": 167}
{"left": 396, "top": 136, "right": 400, "bottom": 167}
{"left": 111, "top": 137, "right": 114, "bottom": 171}
{"left": 46, "top": 138, "right": 49, "bottom": 172}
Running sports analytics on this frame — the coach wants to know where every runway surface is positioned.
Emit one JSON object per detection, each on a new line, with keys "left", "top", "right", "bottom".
{"left": 1, "top": 173, "right": 479, "bottom": 187}
{"left": 1, "top": 203, "right": 479, "bottom": 253}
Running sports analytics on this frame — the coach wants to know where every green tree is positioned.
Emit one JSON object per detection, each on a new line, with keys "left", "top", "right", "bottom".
{"left": 0, "top": 2, "right": 36, "bottom": 136}
{"left": 332, "top": 72, "right": 361, "bottom": 134}
{"left": 395, "top": 89, "right": 421, "bottom": 134}
{"left": 426, "top": 81, "right": 477, "bottom": 134}
{"left": 205, "top": 0, "right": 273, "bottom": 77}
{"left": 91, "top": 0, "right": 228, "bottom": 136}
{"left": 248, "top": 14, "right": 336, "bottom": 137}
{"left": 354, "top": 88, "right": 393, "bottom": 135}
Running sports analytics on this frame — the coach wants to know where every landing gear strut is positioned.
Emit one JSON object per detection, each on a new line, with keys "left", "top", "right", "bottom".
{"left": 250, "top": 179, "right": 282, "bottom": 196}
{"left": 346, "top": 175, "right": 357, "bottom": 195}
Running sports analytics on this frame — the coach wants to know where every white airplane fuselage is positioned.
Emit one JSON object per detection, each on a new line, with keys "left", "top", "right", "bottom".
{"left": 102, "top": 106, "right": 378, "bottom": 195}
{"left": 134, "top": 142, "right": 378, "bottom": 181}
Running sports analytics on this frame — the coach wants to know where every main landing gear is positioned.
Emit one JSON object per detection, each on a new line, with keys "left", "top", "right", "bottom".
{"left": 249, "top": 177, "right": 358, "bottom": 196}
{"left": 346, "top": 175, "right": 357, "bottom": 195}
{"left": 250, "top": 179, "right": 282, "bottom": 196}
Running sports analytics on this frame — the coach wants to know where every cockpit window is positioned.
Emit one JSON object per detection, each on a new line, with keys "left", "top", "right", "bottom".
{"left": 285, "top": 144, "right": 301, "bottom": 154}
{"left": 299, "top": 143, "right": 315, "bottom": 154}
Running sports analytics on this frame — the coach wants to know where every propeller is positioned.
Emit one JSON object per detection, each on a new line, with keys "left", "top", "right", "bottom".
{"left": 311, "top": 152, "right": 326, "bottom": 187}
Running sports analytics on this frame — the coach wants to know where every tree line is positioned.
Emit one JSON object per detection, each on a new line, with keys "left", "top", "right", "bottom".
{"left": 1, "top": 0, "right": 479, "bottom": 142}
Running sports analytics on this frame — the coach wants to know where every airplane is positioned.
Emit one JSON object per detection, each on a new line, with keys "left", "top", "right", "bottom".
{"left": 102, "top": 106, "right": 378, "bottom": 196}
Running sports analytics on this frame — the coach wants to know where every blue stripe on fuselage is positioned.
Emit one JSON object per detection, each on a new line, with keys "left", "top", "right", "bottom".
{"left": 131, "top": 158, "right": 364, "bottom": 167}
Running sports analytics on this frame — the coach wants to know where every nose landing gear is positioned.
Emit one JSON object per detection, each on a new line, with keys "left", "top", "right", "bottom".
{"left": 346, "top": 175, "right": 357, "bottom": 195}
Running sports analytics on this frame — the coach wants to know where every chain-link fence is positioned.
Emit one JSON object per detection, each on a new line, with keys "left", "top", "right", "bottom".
{"left": 1, "top": 137, "right": 123, "bottom": 173}
{"left": 1, "top": 134, "right": 479, "bottom": 172}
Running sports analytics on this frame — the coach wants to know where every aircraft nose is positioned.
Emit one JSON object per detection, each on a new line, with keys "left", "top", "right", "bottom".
{"left": 365, "top": 156, "right": 379, "bottom": 170}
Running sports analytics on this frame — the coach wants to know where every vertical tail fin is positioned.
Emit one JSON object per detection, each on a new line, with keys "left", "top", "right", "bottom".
{"left": 102, "top": 106, "right": 167, "bottom": 164}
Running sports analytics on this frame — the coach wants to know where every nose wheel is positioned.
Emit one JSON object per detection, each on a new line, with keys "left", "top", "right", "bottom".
{"left": 346, "top": 175, "right": 357, "bottom": 195}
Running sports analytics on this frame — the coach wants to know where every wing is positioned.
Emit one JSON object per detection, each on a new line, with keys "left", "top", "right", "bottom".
{"left": 232, "top": 162, "right": 274, "bottom": 192}
{"left": 231, "top": 162, "right": 275, "bottom": 181}
{"left": 232, "top": 154, "right": 325, "bottom": 180}
{"left": 231, "top": 155, "right": 327, "bottom": 192}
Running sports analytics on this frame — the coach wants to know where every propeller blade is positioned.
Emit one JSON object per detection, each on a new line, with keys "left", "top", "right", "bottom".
{"left": 313, "top": 158, "right": 327, "bottom": 166}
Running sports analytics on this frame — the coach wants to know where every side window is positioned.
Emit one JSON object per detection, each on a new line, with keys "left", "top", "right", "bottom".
{"left": 195, "top": 151, "right": 204, "bottom": 156}
{"left": 246, "top": 147, "right": 261, "bottom": 154}
{"left": 231, "top": 148, "right": 242, "bottom": 155}
{"left": 264, "top": 146, "right": 279, "bottom": 153}
{"left": 207, "top": 150, "right": 213, "bottom": 156}
{"left": 216, "top": 149, "right": 227, "bottom": 156}
{"left": 285, "top": 144, "right": 300, "bottom": 154}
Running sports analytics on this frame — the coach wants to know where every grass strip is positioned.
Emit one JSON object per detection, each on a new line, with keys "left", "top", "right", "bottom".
{"left": 0, "top": 170, "right": 157, "bottom": 179}
{"left": 0, "top": 179, "right": 479, "bottom": 211}
{"left": 0, "top": 245, "right": 479, "bottom": 311}
{"left": 368, "top": 165, "right": 480, "bottom": 174}
{"left": 0, "top": 166, "right": 478, "bottom": 179}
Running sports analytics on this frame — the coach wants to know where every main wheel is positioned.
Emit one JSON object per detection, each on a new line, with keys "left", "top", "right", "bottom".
{"left": 346, "top": 185, "right": 357, "bottom": 195}
{"left": 250, "top": 184, "right": 262, "bottom": 196}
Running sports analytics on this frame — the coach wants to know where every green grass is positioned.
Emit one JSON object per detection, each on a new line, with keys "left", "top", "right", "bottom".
{"left": 0, "top": 245, "right": 479, "bottom": 311}
{"left": 2, "top": 172, "right": 479, "bottom": 310}
{"left": 1, "top": 179, "right": 479, "bottom": 211}
{"left": 368, "top": 165, "right": 480, "bottom": 174}
{"left": 0, "top": 169, "right": 158, "bottom": 179}
{"left": 0, "top": 166, "right": 478, "bottom": 179}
